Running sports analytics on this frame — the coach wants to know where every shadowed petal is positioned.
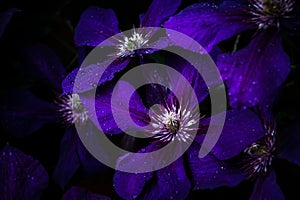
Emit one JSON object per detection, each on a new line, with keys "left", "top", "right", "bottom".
{"left": 0, "top": 8, "right": 20, "bottom": 37}
{"left": 217, "top": 32, "right": 290, "bottom": 109}
{"left": 0, "top": 90, "right": 57, "bottom": 138}
{"left": 62, "top": 186, "right": 111, "bottom": 200}
{"left": 198, "top": 110, "right": 265, "bottom": 160}
{"left": 22, "top": 44, "right": 66, "bottom": 90}
{"left": 187, "top": 143, "right": 244, "bottom": 189}
{"left": 53, "top": 127, "right": 80, "bottom": 188}
{"left": 74, "top": 6, "right": 119, "bottom": 46}
{"left": 163, "top": 2, "right": 252, "bottom": 52}
{"left": 141, "top": 0, "right": 181, "bottom": 27}
{"left": 0, "top": 145, "right": 48, "bottom": 200}
{"left": 250, "top": 169, "right": 284, "bottom": 200}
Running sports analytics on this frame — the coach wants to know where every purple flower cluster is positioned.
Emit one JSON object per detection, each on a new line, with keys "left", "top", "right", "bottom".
{"left": 1, "top": 0, "right": 300, "bottom": 199}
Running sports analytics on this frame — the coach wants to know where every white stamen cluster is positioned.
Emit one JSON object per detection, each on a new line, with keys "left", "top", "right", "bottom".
{"left": 57, "top": 93, "right": 89, "bottom": 124}
{"left": 116, "top": 30, "right": 149, "bottom": 58}
{"left": 247, "top": 0, "right": 295, "bottom": 29}
{"left": 149, "top": 103, "right": 200, "bottom": 143}
{"left": 243, "top": 124, "right": 276, "bottom": 178}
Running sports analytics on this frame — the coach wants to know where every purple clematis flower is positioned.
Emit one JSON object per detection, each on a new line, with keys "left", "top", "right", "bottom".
{"left": 62, "top": 186, "right": 111, "bottom": 200}
{"left": 201, "top": 110, "right": 300, "bottom": 200}
{"left": 62, "top": 0, "right": 181, "bottom": 94}
{"left": 0, "top": 44, "right": 108, "bottom": 189}
{"left": 112, "top": 109, "right": 266, "bottom": 200}
{"left": 83, "top": 55, "right": 266, "bottom": 199}
{"left": 0, "top": 145, "right": 48, "bottom": 200}
{"left": 163, "top": 0, "right": 299, "bottom": 109}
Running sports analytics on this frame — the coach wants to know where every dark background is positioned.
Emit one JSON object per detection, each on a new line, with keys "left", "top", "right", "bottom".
{"left": 1, "top": 0, "right": 300, "bottom": 199}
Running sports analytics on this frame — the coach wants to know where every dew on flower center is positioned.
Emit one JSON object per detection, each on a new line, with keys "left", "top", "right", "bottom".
{"left": 116, "top": 30, "right": 149, "bottom": 58}
{"left": 56, "top": 93, "right": 89, "bottom": 124}
{"left": 247, "top": 0, "right": 296, "bottom": 29}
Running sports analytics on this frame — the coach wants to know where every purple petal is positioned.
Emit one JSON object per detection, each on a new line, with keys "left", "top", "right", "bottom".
{"left": 141, "top": 0, "right": 181, "bottom": 27}
{"left": 76, "top": 122, "right": 109, "bottom": 177}
{"left": 278, "top": 117, "right": 300, "bottom": 166}
{"left": 22, "top": 44, "right": 66, "bottom": 90}
{"left": 114, "top": 170, "right": 152, "bottom": 200}
{"left": 217, "top": 32, "right": 290, "bottom": 109}
{"left": 187, "top": 143, "right": 244, "bottom": 189}
{"left": 113, "top": 144, "right": 156, "bottom": 200}
{"left": 53, "top": 127, "right": 80, "bottom": 188}
{"left": 62, "top": 58, "right": 130, "bottom": 94}
{"left": 198, "top": 110, "right": 265, "bottom": 160}
{"left": 0, "top": 8, "right": 20, "bottom": 37}
{"left": 140, "top": 157, "right": 191, "bottom": 200}
{"left": 74, "top": 6, "right": 119, "bottom": 47}
{"left": 0, "top": 90, "right": 56, "bottom": 138}
{"left": 250, "top": 170, "right": 284, "bottom": 200}
{"left": 163, "top": 2, "right": 252, "bottom": 52}
{"left": 62, "top": 186, "right": 111, "bottom": 200}
{"left": 80, "top": 81, "right": 149, "bottom": 135}
{"left": 0, "top": 145, "right": 48, "bottom": 200}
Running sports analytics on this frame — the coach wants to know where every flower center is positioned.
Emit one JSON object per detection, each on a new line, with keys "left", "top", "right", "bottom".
{"left": 57, "top": 93, "right": 89, "bottom": 124}
{"left": 149, "top": 103, "right": 200, "bottom": 143}
{"left": 243, "top": 125, "right": 276, "bottom": 178}
{"left": 247, "top": 0, "right": 295, "bottom": 29}
{"left": 116, "top": 30, "right": 149, "bottom": 58}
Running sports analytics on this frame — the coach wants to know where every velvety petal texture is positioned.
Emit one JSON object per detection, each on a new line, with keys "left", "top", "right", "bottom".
{"left": 218, "top": 32, "right": 291, "bottom": 109}
{"left": 62, "top": 186, "right": 111, "bottom": 200}
{"left": 250, "top": 170, "right": 284, "bottom": 200}
{"left": 163, "top": 1, "right": 253, "bottom": 52}
{"left": 22, "top": 44, "right": 66, "bottom": 90}
{"left": 0, "top": 145, "right": 48, "bottom": 200}
{"left": 0, "top": 90, "right": 57, "bottom": 138}
{"left": 198, "top": 110, "right": 265, "bottom": 160}
{"left": 187, "top": 143, "right": 244, "bottom": 189}
{"left": 74, "top": 7, "right": 119, "bottom": 46}
{"left": 140, "top": 0, "right": 181, "bottom": 27}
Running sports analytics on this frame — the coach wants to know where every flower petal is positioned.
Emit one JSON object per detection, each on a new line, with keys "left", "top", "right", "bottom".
{"left": 79, "top": 81, "right": 149, "bottom": 135}
{"left": 62, "top": 58, "right": 130, "bottom": 94}
{"left": 0, "top": 90, "right": 56, "bottom": 138}
{"left": 0, "top": 8, "right": 20, "bottom": 37}
{"left": 187, "top": 143, "right": 244, "bottom": 189}
{"left": 62, "top": 186, "right": 111, "bottom": 200}
{"left": 76, "top": 122, "right": 110, "bottom": 177}
{"left": 140, "top": 157, "right": 191, "bottom": 200}
{"left": 74, "top": 6, "right": 119, "bottom": 47}
{"left": 140, "top": 0, "right": 181, "bottom": 27}
{"left": 198, "top": 110, "right": 265, "bottom": 160}
{"left": 217, "top": 32, "right": 291, "bottom": 109}
{"left": 250, "top": 169, "right": 284, "bottom": 200}
{"left": 52, "top": 127, "right": 80, "bottom": 188}
{"left": 163, "top": 2, "right": 252, "bottom": 52}
{"left": 114, "top": 145, "right": 157, "bottom": 199}
{"left": 22, "top": 44, "right": 66, "bottom": 90}
{"left": 0, "top": 145, "right": 48, "bottom": 200}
